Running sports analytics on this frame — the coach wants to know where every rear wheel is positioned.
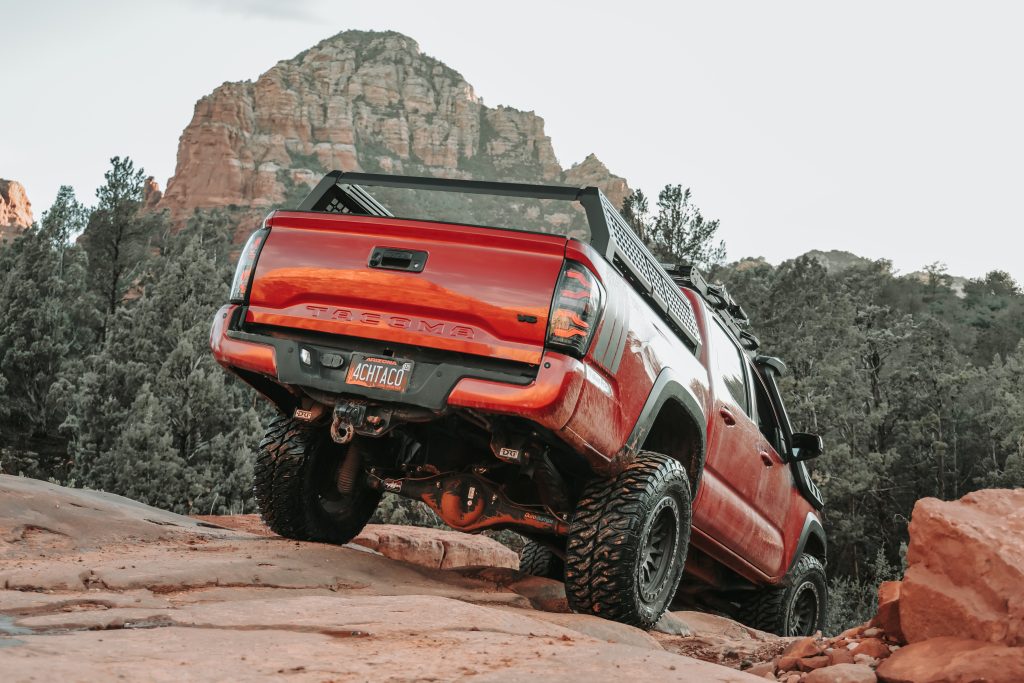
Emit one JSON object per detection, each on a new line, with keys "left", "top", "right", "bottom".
{"left": 564, "top": 451, "right": 692, "bottom": 629}
{"left": 254, "top": 414, "right": 381, "bottom": 544}
{"left": 738, "top": 553, "right": 827, "bottom": 636}
{"left": 519, "top": 540, "right": 564, "bottom": 580}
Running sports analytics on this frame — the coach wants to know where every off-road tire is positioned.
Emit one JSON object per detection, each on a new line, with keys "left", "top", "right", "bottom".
{"left": 519, "top": 540, "right": 564, "bottom": 580}
{"left": 565, "top": 451, "right": 692, "bottom": 629}
{"left": 738, "top": 553, "right": 827, "bottom": 636}
{"left": 254, "top": 414, "right": 381, "bottom": 544}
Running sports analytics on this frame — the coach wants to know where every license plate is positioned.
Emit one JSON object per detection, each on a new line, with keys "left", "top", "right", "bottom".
{"left": 345, "top": 354, "right": 413, "bottom": 393}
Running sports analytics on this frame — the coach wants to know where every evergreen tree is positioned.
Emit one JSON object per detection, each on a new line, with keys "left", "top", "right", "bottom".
{"left": 0, "top": 187, "right": 91, "bottom": 478}
{"left": 622, "top": 185, "right": 726, "bottom": 269}
{"left": 78, "top": 157, "right": 163, "bottom": 340}
{"left": 67, "top": 210, "right": 261, "bottom": 514}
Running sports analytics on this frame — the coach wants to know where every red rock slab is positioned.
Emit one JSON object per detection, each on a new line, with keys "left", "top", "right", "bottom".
{"left": 876, "top": 636, "right": 1024, "bottom": 683}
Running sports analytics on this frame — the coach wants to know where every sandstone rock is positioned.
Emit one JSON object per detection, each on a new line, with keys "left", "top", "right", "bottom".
{"left": 746, "top": 661, "right": 776, "bottom": 678}
{"left": 852, "top": 638, "right": 891, "bottom": 660}
{"left": 652, "top": 610, "right": 787, "bottom": 669}
{"left": 506, "top": 575, "right": 570, "bottom": 613}
{"left": 0, "top": 476, "right": 766, "bottom": 682}
{"left": 798, "top": 655, "right": 831, "bottom": 671}
{"left": 805, "top": 663, "right": 877, "bottom": 683}
{"left": 563, "top": 153, "right": 631, "bottom": 208}
{"left": 899, "top": 489, "right": 1024, "bottom": 645}
{"left": 783, "top": 636, "right": 823, "bottom": 659}
{"left": 870, "top": 581, "right": 904, "bottom": 643}
{"left": 158, "top": 30, "right": 630, "bottom": 243}
{"left": 654, "top": 611, "right": 694, "bottom": 636}
{"left": 0, "top": 178, "right": 33, "bottom": 243}
{"left": 827, "top": 647, "right": 857, "bottom": 666}
{"left": 142, "top": 176, "right": 163, "bottom": 209}
{"left": 875, "top": 636, "right": 1024, "bottom": 683}
{"left": 777, "top": 655, "right": 801, "bottom": 672}
{"left": 351, "top": 523, "right": 519, "bottom": 570}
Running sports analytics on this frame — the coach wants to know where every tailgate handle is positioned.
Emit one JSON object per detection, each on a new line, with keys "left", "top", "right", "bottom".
{"left": 368, "top": 247, "right": 428, "bottom": 273}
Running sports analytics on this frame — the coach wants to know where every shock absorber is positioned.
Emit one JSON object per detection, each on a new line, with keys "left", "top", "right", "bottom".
{"left": 336, "top": 441, "right": 362, "bottom": 494}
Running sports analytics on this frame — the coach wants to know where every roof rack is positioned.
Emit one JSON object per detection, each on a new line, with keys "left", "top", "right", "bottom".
{"left": 663, "top": 263, "right": 761, "bottom": 354}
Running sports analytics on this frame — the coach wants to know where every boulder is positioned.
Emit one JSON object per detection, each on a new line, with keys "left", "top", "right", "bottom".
{"left": 852, "top": 638, "right": 892, "bottom": 660}
{"left": 805, "top": 663, "right": 877, "bottom": 683}
{"left": 876, "top": 636, "right": 1024, "bottom": 683}
{"left": 899, "top": 489, "right": 1024, "bottom": 645}
{"left": 351, "top": 523, "right": 519, "bottom": 570}
{"left": 870, "top": 581, "right": 904, "bottom": 643}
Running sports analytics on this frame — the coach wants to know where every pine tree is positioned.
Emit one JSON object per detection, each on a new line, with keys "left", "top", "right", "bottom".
{"left": 68, "top": 210, "right": 261, "bottom": 514}
{"left": 621, "top": 185, "right": 726, "bottom": 269}
{"left": 0, "top": 187, "right": 92, "bottom": 478}
{"left": 78, "top": 157, "right": 164, "bottom": 340}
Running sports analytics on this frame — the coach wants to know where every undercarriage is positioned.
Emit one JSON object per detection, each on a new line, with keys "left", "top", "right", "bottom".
{"left": 307, "top": 396, "right": 581, "bottom": 541}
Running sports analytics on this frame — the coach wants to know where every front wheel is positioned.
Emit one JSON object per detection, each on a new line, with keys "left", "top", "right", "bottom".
{"left": 253, "top": 415, "right": 381, "bottom": 544}
{"left": 738, "top": 553, "right": 827, "bottom": 636}
{"left": 564, "top": 451, "right": 692, "bottom": 629}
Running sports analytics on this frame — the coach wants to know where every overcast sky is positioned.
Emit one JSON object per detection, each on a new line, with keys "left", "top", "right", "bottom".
{"left": 3, "top": 1, "right": 1022, "bottom": 280}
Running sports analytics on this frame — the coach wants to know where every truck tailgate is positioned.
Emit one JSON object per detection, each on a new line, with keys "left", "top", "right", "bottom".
{"left": 246, "top": 211, "right": 568, "bottom": 365}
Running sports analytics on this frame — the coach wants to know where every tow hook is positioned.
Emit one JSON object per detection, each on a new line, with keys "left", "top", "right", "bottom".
{"left": 330, "top": 402, "right": 367, "bottom": 444}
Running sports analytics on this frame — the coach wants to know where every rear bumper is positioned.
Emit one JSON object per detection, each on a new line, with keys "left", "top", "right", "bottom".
{"left": 210, "top": 304, "right": 587, "bottom": 432}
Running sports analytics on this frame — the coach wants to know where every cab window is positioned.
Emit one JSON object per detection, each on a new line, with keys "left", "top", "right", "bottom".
{"left": 710, "top": 318, "right": 750, "bottom": 415}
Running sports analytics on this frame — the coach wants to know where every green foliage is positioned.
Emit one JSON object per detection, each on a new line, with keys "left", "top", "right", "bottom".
{"left": 371, "top": 494, "right": 444, "bottom": 528}
{"left": 623, "top": 185, "right": 725, "bottom": 268}
{"left": 65, "top": 209, "right": 263, "bottom": 515}
{"left": 0, "top": 186, "right": 92, "bottom": 477}
{"left": 826, "top": 548, "right": 900, "bottom": 634}
{"left": 77, "top": 157, "right": 164, "bottom": 337}
{"left": 715, "top": 254, "right": 1024, "bottom": 588}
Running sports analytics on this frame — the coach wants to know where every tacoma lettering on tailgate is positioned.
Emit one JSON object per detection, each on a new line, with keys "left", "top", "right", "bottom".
{"left": 305, "top": 305, "right": 475, "bottom": 339}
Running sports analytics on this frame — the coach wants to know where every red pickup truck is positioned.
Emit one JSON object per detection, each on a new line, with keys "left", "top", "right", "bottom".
{"left": 211, "top": 172, "right": 827, "bottom": 634}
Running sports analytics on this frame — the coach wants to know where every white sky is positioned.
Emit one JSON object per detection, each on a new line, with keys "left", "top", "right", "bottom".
{"left": 3, "top": 0, "right": 1023, "bottom": 280}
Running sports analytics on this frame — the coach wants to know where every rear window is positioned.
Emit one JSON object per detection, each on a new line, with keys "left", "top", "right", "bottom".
{"left": 337, "top": 184, "right": 591, "bottom": 239}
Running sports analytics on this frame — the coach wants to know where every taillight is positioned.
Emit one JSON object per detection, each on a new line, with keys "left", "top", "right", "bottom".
{"left": 229, "top": 227, "right": 269, "bottom": 303}
{"left": 546, "top": 261, "right": 605, "bottom": 358}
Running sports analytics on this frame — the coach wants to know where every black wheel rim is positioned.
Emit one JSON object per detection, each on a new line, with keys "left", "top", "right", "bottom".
{"left": 788, "top": 581, "right": 820, "bottom": 636}
{"left": 639, "top": 497, "right": 680, "bottom": 602}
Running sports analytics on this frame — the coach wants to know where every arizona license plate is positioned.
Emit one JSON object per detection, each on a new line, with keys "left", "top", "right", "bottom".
{"left": 345, "top": 354, "right": 413, "bottom": 393}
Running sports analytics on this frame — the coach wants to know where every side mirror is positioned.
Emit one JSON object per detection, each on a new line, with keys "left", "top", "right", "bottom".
{"left": 789, "top": 432, "right": 823, "bottom": 462}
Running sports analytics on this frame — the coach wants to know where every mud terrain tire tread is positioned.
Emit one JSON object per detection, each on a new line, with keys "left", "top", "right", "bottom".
{"left": 519, "top": 541, "right": 564, "bottom": 580}
{"left": 738, "top": 553, "right": 827, "bottom": 636}
{"left": 254, "top": 414, "right": 380, "bottom": 544}
{"left": 564, "top": 451, "right": 691, "bottom": 629}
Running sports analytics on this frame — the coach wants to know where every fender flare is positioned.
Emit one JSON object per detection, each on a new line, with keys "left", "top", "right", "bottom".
{"left": 624, "top": 368, "right": 707, "bottom": 493}
{"left": 787, "top": 512, "right": 828, "bottom": 580}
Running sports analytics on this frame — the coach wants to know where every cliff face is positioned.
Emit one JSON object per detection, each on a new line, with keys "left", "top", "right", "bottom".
{"left": 0, "top": 179, "right": 34, "bottom": 243}
{"left": 159, "top": 30, "right": 628, "bottom": 240}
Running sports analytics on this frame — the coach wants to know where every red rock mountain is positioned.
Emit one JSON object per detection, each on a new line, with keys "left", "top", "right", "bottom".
{"left": 159, "top": 30, "right": 629, "bottom": 240}
{"left": 0, "top": 179, "right": 33, "bottom": 244}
